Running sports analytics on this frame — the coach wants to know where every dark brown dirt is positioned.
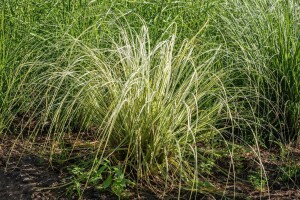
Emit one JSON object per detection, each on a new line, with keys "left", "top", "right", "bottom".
{"left": 1, "top": 134, "right": 300, "bottom": 200}
{"left": 0, "top": 135, "right": 160, "bottom": 200}
{"left": 0, "top": 155, "right": 64, "bottom": 200}
{"left": 0, "top": 138, "right": 65, "bottom": 199}
{"left": 212, "top": 145, "right": 300, "bottom": 200}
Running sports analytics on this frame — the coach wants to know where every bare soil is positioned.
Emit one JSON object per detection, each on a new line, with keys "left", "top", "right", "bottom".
{"left": 0, "top": 135, "right": 159, "bottom": 200}
{"left": 1, "top": 134, "right": 300, "bottom": 200}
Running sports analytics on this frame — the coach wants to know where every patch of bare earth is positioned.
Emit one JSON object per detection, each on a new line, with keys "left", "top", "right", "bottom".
{"left": 1, "top": 134, "right": 300, "bottom": 199}
{"left": 0, "top": 135, "right": 159, "bottom": 200}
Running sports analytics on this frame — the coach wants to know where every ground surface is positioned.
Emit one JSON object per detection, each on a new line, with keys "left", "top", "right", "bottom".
{"left": 0, "top": 135, "right": 300, "bottom": 200}
{"left": 0, "top": 135, "right": 159, "bottom": 200}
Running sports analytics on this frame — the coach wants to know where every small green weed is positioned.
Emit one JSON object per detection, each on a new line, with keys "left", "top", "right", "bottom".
{"left": 278, "top": 163, "right": 300, "bottom": 183}
{"left": 67, "top": 159, "right": 133, "bottom": 198}
{"left": 248, "top": 171, "right": 267, "bottom": 192}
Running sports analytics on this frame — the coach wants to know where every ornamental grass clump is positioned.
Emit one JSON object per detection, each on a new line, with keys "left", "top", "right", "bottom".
{"left": 11, "top": 21, "right": 264, "bottom": 195}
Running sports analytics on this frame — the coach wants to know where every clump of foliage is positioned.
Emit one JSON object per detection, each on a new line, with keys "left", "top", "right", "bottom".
{"left": 213, "top": 0, "right": 300, "bottom": 143}
{"left": 67, "top": 159, "right": 133, "bottom": 198}
{"left": 1, "top": 0, "right": 300, "bottom": 199}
